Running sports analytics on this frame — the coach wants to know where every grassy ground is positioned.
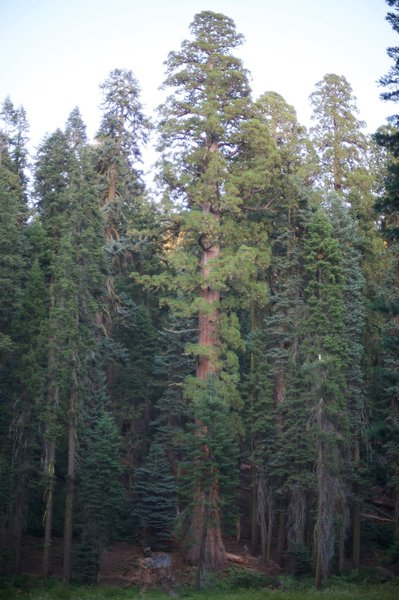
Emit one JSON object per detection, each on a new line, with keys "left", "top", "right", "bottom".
{"left": 1, "top": 574, "right": 398, "bottom": 600}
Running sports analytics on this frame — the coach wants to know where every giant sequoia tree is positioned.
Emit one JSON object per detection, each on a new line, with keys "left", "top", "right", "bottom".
{"left": 2, "top": 6, "right": 399, "bottom": 587}
{"left": 310, "top": 74, "right": 369, "bottom": 194}
{"left": 157, "top": 11, "right": 253, "bottom": 570}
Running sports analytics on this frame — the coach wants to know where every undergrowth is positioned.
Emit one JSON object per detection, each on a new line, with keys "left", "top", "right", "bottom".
{"left": 0, "top": 572, "right": 398, "bottom": 600}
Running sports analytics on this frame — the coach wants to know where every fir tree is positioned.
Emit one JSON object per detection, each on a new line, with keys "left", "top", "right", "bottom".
{"left": 0, "top": 101, "right": 29, "bottom": 570}
{"left": 374, "top": 0, "right": 399, "bottom": 544}
{"left": 132, "top": 441, "right": 177, "bottom": 549}
{"left": 76, "top": 408, "right": 125, "bottom": 582}
{"left": 300, "top": 207, "right": 349, "bottom": 587}
{"left": 328, "top": 193, "right": 368, "bottom": 567}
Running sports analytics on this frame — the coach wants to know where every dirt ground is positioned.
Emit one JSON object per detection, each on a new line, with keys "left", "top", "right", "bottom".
{"left": 15, "top": 536, "right": 273, "bottom": 587}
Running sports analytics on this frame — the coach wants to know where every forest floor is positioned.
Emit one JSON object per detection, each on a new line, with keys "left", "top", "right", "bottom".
{"left": 14, "top": 535, "right": 278, "bottom": 586}
{"left": 1, "top": 535, "right": 397, "bottom": 600}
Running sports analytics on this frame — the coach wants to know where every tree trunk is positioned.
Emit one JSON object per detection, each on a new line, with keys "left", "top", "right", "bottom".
{"left": 44, "top": 280, "right": 58, "bottom": 579}
{"left": 352, "top": 435, "right": 361, "bottom": 567}
{"left": 249, "top": 305, "right": 259, "bottom": 554}
{"left": 196, "top": 214, "right": 220, "bottom": 380}
{"left": 251, "top": 464, "right": 258, "bottom": 554}
{"left": 195, "top": 493, "right": 209, "bottom": 590}
{"left": 276, "top": 504, "right": 286, "bottom": 564}
{"left": 187, "top": 200, "right": 227, "bottom": 571}
{"left": 43, "top": 440, "right": 56, "bottom": 579}
{"left": 11, "top": 484, "right": 25, "bottom": 574}
{"left": 63, "top": 385, "right": 77, "bottom": 584}
{"left": 187, "top": 488, "right": 227, "bottom": 571}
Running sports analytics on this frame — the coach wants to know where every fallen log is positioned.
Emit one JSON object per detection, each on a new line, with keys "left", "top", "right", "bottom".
{"left": 226, "top": 552, "right": 248, "bottom": 565}
{"left": 361, "top": 512, "right": 394, "bottom": 523}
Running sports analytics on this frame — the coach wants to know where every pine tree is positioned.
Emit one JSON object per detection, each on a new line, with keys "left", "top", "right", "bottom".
{"left": 180, "top": 376, "right": 239, "bottom": 587}
{"left": 0, "top": 97, "right": 29, "bottom": 192}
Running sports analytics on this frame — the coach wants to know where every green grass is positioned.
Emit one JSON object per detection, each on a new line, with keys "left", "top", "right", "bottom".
{"left": 0, "top": 574, "right": 398, "bottom": 600}
{"left": 0, "top": 568, "right": 399, "bottom": 600}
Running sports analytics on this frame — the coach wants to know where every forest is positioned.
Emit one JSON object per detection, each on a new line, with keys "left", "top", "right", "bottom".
{"left": 1, "top": 1, "right": 399, "bottom": 594}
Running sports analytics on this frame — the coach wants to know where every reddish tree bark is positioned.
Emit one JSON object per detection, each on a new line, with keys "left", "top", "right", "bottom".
{"left": 186, "top": 203, "right": 228, "bottom": 571}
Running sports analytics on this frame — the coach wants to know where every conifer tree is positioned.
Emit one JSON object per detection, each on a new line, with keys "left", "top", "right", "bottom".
{"left": 235, "top": 92, "right": 311, "bottom": 564}
{"left": 94, "top": 70, "right": 160, "bottom": 483}
{"left": 301, "top": 208, "right": 348, "bottom": 587}
{"left": 0, "top": 101, "right": 29, "bottom": 570}
{"left": 111, "top": 303, "right": 158, "bottom": 492}
{"left": 132, "top": 441, "right": 177, "bottom": 549}
{"left": 4, "top": 231, "right": 48, "bottom": 573}
{"left": 34, "top": 127, "right": 73, "bottom": 577}
{"left": 75, "top": 408, "right": 124, "bottom": 583}
{"left": 0, "top": 97, "right": 29, "bottom": 192}
{"left": 374, "top": 0, "right": 399, "bottom": 545}
{"left": 310, "top": 74, "right": 369, "bottom": 194}
{"left": 34, "top": 110, "right": 108, "bottom": 581}
{"left": 328, "top": 194, "right": 368, "bottom": 566}
{"left": 156, "top": 10, "right": 269, "bottom": 569}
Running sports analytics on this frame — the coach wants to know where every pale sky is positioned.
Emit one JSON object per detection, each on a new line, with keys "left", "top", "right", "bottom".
{"left": 1, "top": 0, "right": 397, "bottom": 173}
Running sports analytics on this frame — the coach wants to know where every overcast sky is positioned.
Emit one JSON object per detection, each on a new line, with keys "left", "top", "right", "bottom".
{"left": 1, "top": 0, "right": 397, "bottom": 170}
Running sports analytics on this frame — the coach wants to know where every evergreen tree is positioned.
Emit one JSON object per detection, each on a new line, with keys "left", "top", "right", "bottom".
{"left": 0, "top": 102, "right": 29, "bottom": 570}
{"left": 34, "top": 111, "right": 109, "bottom": 581}
{"left": 235, "top": 91, "right": 311, "bottom": 565}
{"left": 300, "top": 208, "right": 349, "bottom": 587}
{"left": 132, "top": 441, "right": 177, "bottom": 549}
{"left": 76, "top": 408, "right": 125, "bottom": 582}
{"left": 4, "top": 227, "right": 48, "bottom": 573}
{"left": 374, "top": 0, "right": 399, "bottom": 545}
{"left": 310, "top": 74, "right": 369, "bottom": 195}
{"left": 328, "top": 193, "right": 368, "bottom": 567}
{"left": 111, "top": 303, "right": 158, "bottom": 492}
{"left": 34, "top": 127, "right": 72, "bottom": 577}
{"left": 0, "top": 96, "right": 29, "bottom": 192}
{"left": 94, "top": 70, "right": 160, "bottom": 485}
{"left": 156, "top": 10, "right": 268, "bottom": 570}
{"left": 180, "top": 376, "right": 239, "bottom": 587}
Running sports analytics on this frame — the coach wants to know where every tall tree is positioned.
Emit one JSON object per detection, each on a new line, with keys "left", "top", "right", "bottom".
{"left": 34, "top": 111, "right": 108, "bottom": 581}
{"left": 58, "top": 109, "right": 108, "bottom": 583}
{"left": 310, "top": 74, "right": 369, "bottom": 194}
{"left": 94, "top": 70, "right": 159, "bottom": 479}
{"left": 157, "top": 11, "right": 255, "bottom": 570}
{"left": 132, "top": 441, "right": 177, "bottom": 550}
{"left": 35, "top": 127, "right": 73, "bottom": 577}
{"left": 75, "top": 408, "right": 124, "bottom": 583}
{"left": 300, "top": 208, "right": 348, "bottom": 587}
{"left": 0, "top": 96, "right": 29, "bottom": 192}
{"left": 0, "top": 100, "right": 29, "bottom": 570}
{"left": 374, "top": 0, "right": 399, "bottom": 545}
{"left": 328, "top": 194, "right": 368, "bottom": 567}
